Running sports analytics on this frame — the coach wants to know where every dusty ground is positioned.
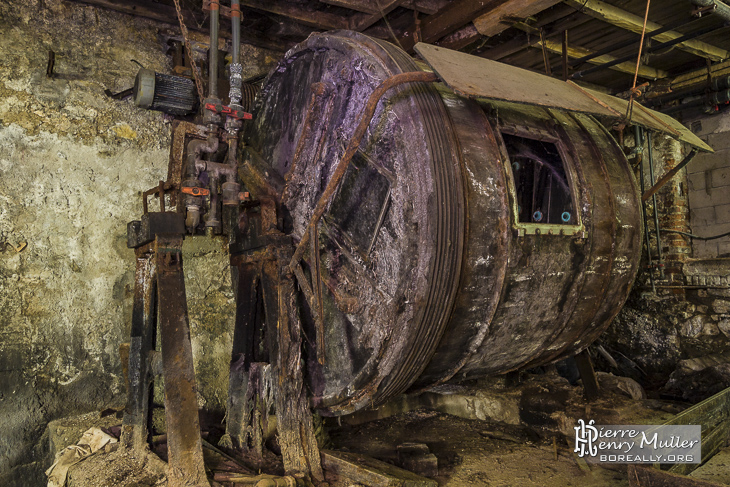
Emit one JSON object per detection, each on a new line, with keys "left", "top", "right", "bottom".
{"left": 61, "top": 371, "right": 692, "bottom": 487}
{"left": 329, "top": 409, "right": 626, "bottom": 487}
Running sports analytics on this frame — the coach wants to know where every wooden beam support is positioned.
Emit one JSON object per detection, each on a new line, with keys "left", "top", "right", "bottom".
{"left": 504, "top": 21, "right": 666, "bottom": 78}
{"left": 563, "top": 0, "right": 729, "bottom": 61}
{"left": 438, "top": 24, "right": 481, "bottom": 50}
{"left": 479, "top": 9, "right": 589, "bottom": 60}
{"left": 473, "top": 0, "right": 562, "bottom": 37}
{"left": 240, "top": 0, "right": 354, "bottom": 30}
{"left": 403, "top": 0, "right": 451, "bottom": 15}
{"left": 351, "top": 0, "right": 405, "bottom": 32}
{"left": 670, "top": 58, "right": 730, "bottom": 90}
{"left": 533, "top": 30, "right": 669, "bottom": 79}
{"left": 66, "top": 0, "right": 292, "bottom": 52}
{"left": 398, "top": 0, "right": 499, "bottom": 52}
{"left": 319, "top": 0, "right": 377, "bottom": 14}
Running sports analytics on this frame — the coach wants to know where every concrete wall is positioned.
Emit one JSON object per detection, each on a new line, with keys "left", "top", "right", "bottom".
{"left": 687, "top": 113, "right": 730, "bottom": 258}
{"left": 0, "top": 2, "right": 276, "bottom": 485}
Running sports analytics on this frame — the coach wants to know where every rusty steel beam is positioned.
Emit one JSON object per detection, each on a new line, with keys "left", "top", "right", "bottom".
{"left": 642, "top": 149, "right": 699, "bottom": 202}
{"left": 121, "top": 245, "right": 157, "bottom": 451}
{"left": 156, "top": 235, "right": 210, "bottom": 487}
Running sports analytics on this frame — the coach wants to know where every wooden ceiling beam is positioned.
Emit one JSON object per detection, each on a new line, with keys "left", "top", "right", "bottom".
{"left": 438, "top": 0, "right": 564, "bottom": 51}
{"left": 479, "top": 11, "right": 588, "bottom": 60}
{"left": 402, "top": 0, "right": 451, "bottom": 15}
{"left": 563, "top": 0, "right": 729, "bottom": 61}
{"left": 351, "top": 0, "right": 405, "bottom": 31}
{"left": 536, "top": 35, "right": 668, "bottom": 79}
{"left": 473, "top": 0, "right": 562, "bottom": 37}
{"left": 65, "top": 0, "right": 290, "bottom": 52}
{"left": 438, "top": 24, "right": 481, "bottom": 50}
{"left": 319, "top": 0, "right": 378, "bottom": 14}
{"left": 398, "top": 0, "right": 500, "bottom": 52}
{"left": 239, "top": 0, "right": 355, "bottom": 30}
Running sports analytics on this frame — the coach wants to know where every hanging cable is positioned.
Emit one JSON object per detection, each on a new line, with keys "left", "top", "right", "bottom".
{"left": 626, "top": 0, "right": 652, "bottom": 122}
{"left": 660, "top": 229, "right": 730, "bottom": 240}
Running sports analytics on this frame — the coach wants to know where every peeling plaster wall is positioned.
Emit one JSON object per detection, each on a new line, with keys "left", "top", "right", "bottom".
{"left": 0, "top": 2, "right": 276, "bottom": 484}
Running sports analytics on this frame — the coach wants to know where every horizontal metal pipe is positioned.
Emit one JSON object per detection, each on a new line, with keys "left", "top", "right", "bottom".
{"left": 661, "top": 88, "right": 730, "bottom": 114}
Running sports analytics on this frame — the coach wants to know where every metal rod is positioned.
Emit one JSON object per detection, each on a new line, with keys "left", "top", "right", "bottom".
{"left": 562, "top": 30, "right": 569, "bottom": 81}
{"left": 231, "top": 0, "right": 240, "bottom": 65}
{"left": 691, "top": 0, "right": 730, "bottom": 22}
{"left": 660, "top": 228, "right": 730, "bottom": 240}
{"left": 643, "top": 148, "right": 699, "bottom": 202}
{"left": 636, "top": 127, "right": 656, "bottom": 293}
{"left": 228, "top": 0, "right": 242, "bottom": 109}
{"left": 287, "top": 71, "right": 439, "bottom": 272}
{"left": 572, "top": 25, "right": 725, "bottom": 79}
{"left": 646, "top": 132, "right": 664, "bottom": 278}
{"left": 540, "top": 29, "right": 552, "bottom": 75}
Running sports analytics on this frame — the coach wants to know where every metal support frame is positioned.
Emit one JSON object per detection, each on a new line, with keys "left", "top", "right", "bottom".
{"left": 647, "top": 132, "right": 665, "bottom": 279}
{"left": 636, "top": 127, "right": 657, "bottom": 294}
{"left": 121, "top": 246, "right": 157, "bottom": 450}
{"left": 123, "top": 213, "right": 210, "bottom": 487}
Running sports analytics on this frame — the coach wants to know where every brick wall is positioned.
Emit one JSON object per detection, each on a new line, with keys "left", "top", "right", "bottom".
{"left": 687, "top": 113, "right": 730, "bottom": 258}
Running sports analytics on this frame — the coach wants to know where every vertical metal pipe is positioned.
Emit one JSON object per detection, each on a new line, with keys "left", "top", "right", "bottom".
{"left": 228, "top": 0, "right": 243, "bottom": 108}
{"left": 231, "top": 0, "right": 240, "bottom": 66}
{"left": 636, "top": 127, "right": 655, "bottom": 293}
{"left": 208, "top": 0, "right": 220, "bottom": 98}
{"left": 647, "top": 131, "right": 664, "bottom": 278}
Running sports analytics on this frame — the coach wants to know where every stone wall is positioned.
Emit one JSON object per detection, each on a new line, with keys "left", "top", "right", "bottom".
{"left": 602, "top": 114, "right": 730, "bottom": 393}
{"left": 0, "top": 2, "right": 276, "bottom": 485}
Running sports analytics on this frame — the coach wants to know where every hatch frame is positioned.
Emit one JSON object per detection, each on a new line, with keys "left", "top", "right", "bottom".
{"left": 496, "top": 124, "right": 586, "bottom": 237}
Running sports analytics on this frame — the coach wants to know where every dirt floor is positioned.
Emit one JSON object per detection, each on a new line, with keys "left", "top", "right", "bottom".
{"left": 62, "top": 371, "right": 696, "bottom": 487}
{"left": 329, "top": 409, "right": 627, "bottom": 487}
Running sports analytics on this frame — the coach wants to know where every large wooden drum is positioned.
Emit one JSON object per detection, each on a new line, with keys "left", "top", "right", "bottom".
{"left": 242, "top": 30, "right": 641, "bottom": 416}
